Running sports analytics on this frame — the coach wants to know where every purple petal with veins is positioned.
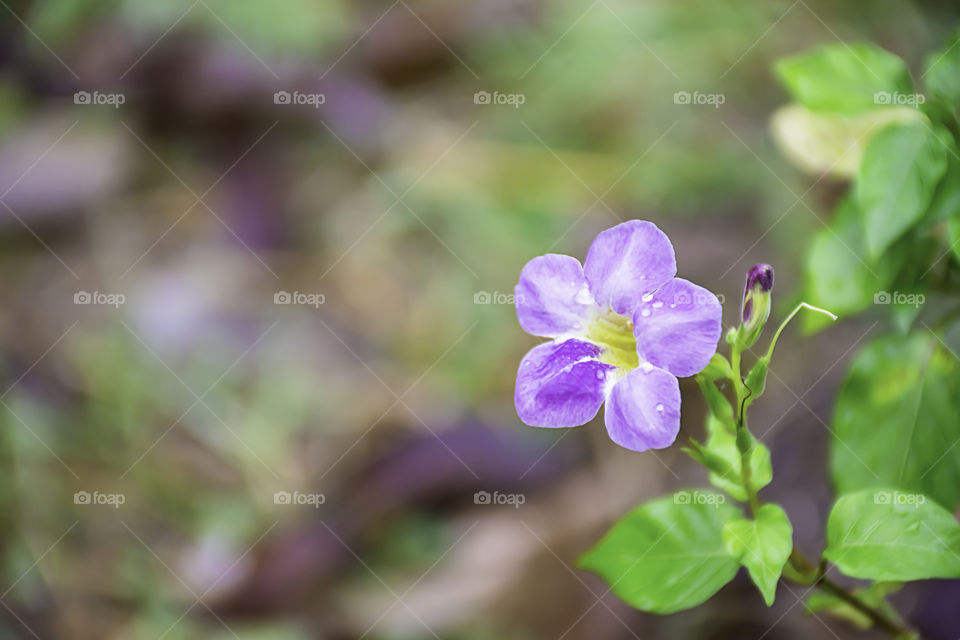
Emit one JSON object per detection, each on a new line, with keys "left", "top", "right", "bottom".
{"left": 515, "top": 254, "right": 596, "bottom": 338}
{"left": 633, "top": 278, "right": 723, "bottom": 378}
{"left": 583, "top": 220, "right": 676, "bottom": 316}
{"left": 604, "top": 365, "right": 681, "bottom": 452}
{"left": 515, "top": 339, "right": 615, "bottom": 428}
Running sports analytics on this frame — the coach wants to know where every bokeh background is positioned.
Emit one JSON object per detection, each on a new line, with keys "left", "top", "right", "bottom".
{"left": 0, "top": 0, "right": 958, "bottom": 638}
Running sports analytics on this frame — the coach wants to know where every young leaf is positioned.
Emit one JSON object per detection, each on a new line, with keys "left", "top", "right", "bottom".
{"left": 722, "top": 504, "right": 793, "bottom": 605}
{"left": 856, "top": 123, "right": 949, "bottom": 258}
{"left": 700, "top": 353, "right": 733, "bottom": 382}
{"left": 579, "top": 491, "right": 739, "bottom": 613}
{"left": 824, "top": 489, "right": 960, "bottom": 580}
{"left": 775, "top": 43, "right": 914, "bottom": 114}
{"left": 703, "top": 414, "right": 772, "bottom": 502}
{"left": 831, "top": 333, "right": 960, "bottom": 510}
{"left": 770, "top": 104, "right": 923, "bottom": 178}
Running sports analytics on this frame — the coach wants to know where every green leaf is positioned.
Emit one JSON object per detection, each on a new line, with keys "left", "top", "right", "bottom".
{"left": 775, "top": 43, "right": 914, "bottom": 114}
{"left": 700, "top": 353, "right": 733, "bottom": 382}
{"left": 832, "top": 333, "right": 960, "bottom": 510}
{"left": 743, "top": 356, "right": 769, "bottom": 408}
{"left": 925, "top": 31, "right": 960, "bottom": 108}
{"left": 856, "top": 123, "right": 950, "bottom": 258}
{"left": 803, "top": 196, "right": 904, "bottom": 330}
{"left": 695, "top": 375, "right": 736, "bottom": 431}
{"left": 806, "top": 582, "right": 903, "bottom": 630}
{"left": 950, "top": 214, "right": 960, "bottom": 264}
{"left": 703, "top": 414, "right": 772, "bottom": 502}
{"left": 579, "top": 491, "right": 739, "bottom": 613}
{"left": 824, "top": 489, "right": 960, "bottom": 580}
{"left": 723, "top": 504, "right": 793, "bottom": 605}
{"left": 934, "top": 156, "right": 960, "bottom": 261}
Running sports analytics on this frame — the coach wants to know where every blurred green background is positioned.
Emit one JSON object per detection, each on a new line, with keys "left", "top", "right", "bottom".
{"left": 0, "top": 0, "right": 957, "bottom": 638}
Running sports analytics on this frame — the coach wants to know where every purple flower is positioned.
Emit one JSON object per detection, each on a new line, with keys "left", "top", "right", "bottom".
{"left": 514, "top": 220, "right": 722, "bottom": 452}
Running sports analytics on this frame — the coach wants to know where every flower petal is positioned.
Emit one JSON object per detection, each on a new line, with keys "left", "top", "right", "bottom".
{"left": 515, "top": 254, "right": 596, "bottom": 338}
{"left": 515, "top": 339, "right": 615, "bottom": 428}
{"left": 583, "top": 220, "right": 677, "bottom": 315}
{"left": 633, "top": 278, "right": 722, "bottom": 378}
{"left": 604, "top": 365, "right": 681, "bottom": 452}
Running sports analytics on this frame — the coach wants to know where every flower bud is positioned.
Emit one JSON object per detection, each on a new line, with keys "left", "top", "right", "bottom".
{"left": 737, "top": 264, "right": 773, "bottom": 349}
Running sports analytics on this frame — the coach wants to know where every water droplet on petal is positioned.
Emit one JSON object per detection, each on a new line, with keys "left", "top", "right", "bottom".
{"left": 574, "top": 286, "right": 594, "bottom": 305}
{"left": 655, "top": 403, "right": 664, "bottom": 412}
{"left": 640, "top": 309, "right": 651, "bottom": 317}
{"left": 653, "top": 301, "right": 663, "bottom": 309}
{"left": 641, "top": 293, "right": 653, "bottom": 303}
{"left": 640, "top": 362, "right": 654, "bottom": 373}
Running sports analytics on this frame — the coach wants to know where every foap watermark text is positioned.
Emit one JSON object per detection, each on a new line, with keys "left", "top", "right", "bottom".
{"left": 274, "top": 490, "right": 326, "bottom": 508}
{"left": 275, "top": 291, "right": 325, "bottom": 308}
{"left": 874, "top": 291, "right": 925, "bottom": 308}
{"left": 674, "top": 490, "right": 725, "bottom": 507}
{"left": 674, "top": 91, "right": 725, "bottom": 108}
{"left": 74, "top": 491, "right": 125, "bottom": 508}
{"left": 474, "top": 90, "right": 525, "bottom": 108}
{"left": 274, "top": 90, "right": 325, "bottom": 108}
{"left": 474, "top": 490, "right": 525, "bottom": 508}
{"left": 874, "top": 91, "right": 925, "bottom": 106}
{"left": 75, "top": 291, "right": 125, "bottom": 308}
{"left": 474, "top": 290, "right": 523, "bottom": 305}
{"left": 874, "top": 490, "right": 925, "bottom": 508}
{"left": 74, "top": 90, "right": 125, "bottom": 108}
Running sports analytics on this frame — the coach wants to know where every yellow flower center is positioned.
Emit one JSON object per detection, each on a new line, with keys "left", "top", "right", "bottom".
{"left": 585, "top": 310, "right": 639, "bottom": 370}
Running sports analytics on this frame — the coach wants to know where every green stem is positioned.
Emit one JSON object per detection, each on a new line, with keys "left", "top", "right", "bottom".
{"left": 816, "top": 575, "right": 912, "bottom": 637}
{"left": 764, "top": 302, "right": 837, "bottom": 362}
{"left": 724, "top": 339, "right": 914, "bottom": 638}
{"left": 729, "top": 345, "right": 747, "bottom": 427}
{"left": 736, "top": 423, "right": 761, "bottom": 516}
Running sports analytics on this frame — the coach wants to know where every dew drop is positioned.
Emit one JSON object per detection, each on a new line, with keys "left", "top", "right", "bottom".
{"left": 574, "top": 286, "right": 594, "bottom": 305}
{"left": 641, "top": 362, "right": 654, "bottom": 373}
{"left": 655, "top": 403, "right": 664, "bottom": 413}
{"left": 641, "top": 293, "right": 653, "bottom": 303}
{"left": 652, "top": 301, "right": 663, "bottom": 309}
{"left": 640, "top": 309, "right": 651, "bottom": 317}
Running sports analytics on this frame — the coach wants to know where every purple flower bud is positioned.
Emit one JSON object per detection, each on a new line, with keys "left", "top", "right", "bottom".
{"left": 742, "top": 264, "right": 773, "bottom": 324}
{"left": 739, "top": 264, "right": 773, "bottom": 348}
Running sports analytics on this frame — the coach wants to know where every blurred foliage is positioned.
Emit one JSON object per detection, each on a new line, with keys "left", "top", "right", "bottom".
{"left": 0, "top": 0, "right": 959, "bottom": 638}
